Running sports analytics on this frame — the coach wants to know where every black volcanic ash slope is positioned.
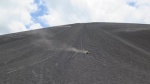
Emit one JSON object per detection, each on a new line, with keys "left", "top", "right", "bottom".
{"left": 0, "top": 23, "right": 150, "bottom": 84}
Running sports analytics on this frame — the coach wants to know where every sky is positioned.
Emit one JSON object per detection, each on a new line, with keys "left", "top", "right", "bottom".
{"left": 0, "top": 0, "right": 150, "bottom": 35}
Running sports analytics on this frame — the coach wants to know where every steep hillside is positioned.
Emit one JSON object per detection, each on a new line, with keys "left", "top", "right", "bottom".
{"left": 0, "top": 23, "right": 150, "bottom": 84}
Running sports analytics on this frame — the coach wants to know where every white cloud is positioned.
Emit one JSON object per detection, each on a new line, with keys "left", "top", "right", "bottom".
{"left": 8, "top": 21, "right": 27, "bottom": 32}
{"left": 0, "top": 0, "right": 150, "bottom": 35}
{"left": 29, "top": 23, "right": 42, "bottom": 30}
{"left": 41, "top": 0, "right": 150, "bottom": 26}
{"left": 0, "top": 0, "right": 38, "bottom": 35}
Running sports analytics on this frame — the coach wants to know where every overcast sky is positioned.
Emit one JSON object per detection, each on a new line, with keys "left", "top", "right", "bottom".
{"left": 0, "top": 0, "right": 150, "bottom": 35}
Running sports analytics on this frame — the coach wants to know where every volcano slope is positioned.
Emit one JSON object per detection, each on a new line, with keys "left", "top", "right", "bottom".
{"left": 0, "top": 23, "right": 150, "bottom": 84}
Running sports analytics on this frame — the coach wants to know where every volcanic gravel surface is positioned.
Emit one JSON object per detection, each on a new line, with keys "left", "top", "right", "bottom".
{"left": 0, "top": 23, "right": 150, "bottom": 84}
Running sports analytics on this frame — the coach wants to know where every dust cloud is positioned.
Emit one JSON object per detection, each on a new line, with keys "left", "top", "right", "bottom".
{"left": 65, "top": 47, "right": 86, "bottom": 53}
{"left": 29, "top": 29, "right": 86, "bottom": 54}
